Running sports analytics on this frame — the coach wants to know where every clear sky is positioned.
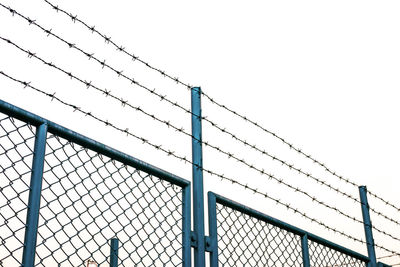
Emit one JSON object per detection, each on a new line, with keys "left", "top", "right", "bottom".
{"left": 0, "top": 0, "right": 399, "bottom": 266}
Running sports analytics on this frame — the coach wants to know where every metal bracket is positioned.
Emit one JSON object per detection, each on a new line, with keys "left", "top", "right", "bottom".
{"left": 190, "top": 231, "right": 197, "bottom": 248}
{"left": 205, "top": 236, "right": 213, "bottom": 252}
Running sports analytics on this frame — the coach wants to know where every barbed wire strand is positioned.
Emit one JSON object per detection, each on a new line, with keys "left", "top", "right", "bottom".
{"left": 0, "top": 69, "right": 377, "bottom": 251}
{"left": 36, "top": 0, "right": 400, "bottom": 215}
{"left": 0, "top": 36, "right": 370, "bottom": 232}
{"left": 1, "top": 5, "right": 400, "bottom": 236}
{"left": 42, "top": 0, "right": 192, "bottom": 90}
{"left": 5, "top": 35, "right": 400, "bottom": 244}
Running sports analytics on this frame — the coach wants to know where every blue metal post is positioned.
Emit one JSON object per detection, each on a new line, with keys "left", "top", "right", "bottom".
{"left": 359, "top": 186, "right": 377, "bottom": 267}
{"left": 207, "top": 192, "right": 219, "bottom": 267}
{"left": 182, "top": 185, "right": 191, "bottom": 267}
{"left": 110, "top": 238, "right": 118, "bottom": 267}
{"left": 21, "top": 123, "right": 48, "bottom": 267}
{"left": 191, "top": 87, "right": 205, "bottom": 267}
{"left": 301, "top": 234, "right": 310, "bottom": 267}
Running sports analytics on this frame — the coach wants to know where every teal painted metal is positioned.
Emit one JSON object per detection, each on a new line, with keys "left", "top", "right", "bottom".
{"left": 182, "top": 184, "right": 192, "bottom": 267}
{"left": 301, "top": 234, "right": 310, "bottom": 267}
{"left": 191, "top": 87, "right": 205, "bottom": 267}
{"left": 207, "top": 192, "right": 218, "bottom": 267}
{"left": 359, "top": 186, "right": 377, "bottom": 267}
{"left": 378, "top": 262, "right": 392, "bottom": 267}
{"left": 21, "top": 123, "right": 48, "bottom": 267}
{"left": 110, "top": 238, "right": 118, "bottom": 267}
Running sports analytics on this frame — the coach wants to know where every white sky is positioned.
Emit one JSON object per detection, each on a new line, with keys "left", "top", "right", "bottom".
{"left": 0, "top": 0, "right": 399, "bottom": 266}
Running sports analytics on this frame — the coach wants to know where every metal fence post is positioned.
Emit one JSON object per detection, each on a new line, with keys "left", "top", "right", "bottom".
{"left": 191, "top": 87, "right": 205, "bottom": 267}
{"left": 110, "top": 238, "right": 118, "bottom": 267}
{"left": 301, "top": 234, "right": 310, "bottom": 267}
{"left": 359, "top": 186, "right": 377, "bottom": 267}
{"left": 21, "top": 123, "right": 48, "bottom": 267}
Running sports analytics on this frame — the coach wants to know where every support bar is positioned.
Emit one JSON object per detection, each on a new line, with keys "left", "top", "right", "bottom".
{"left": 21, "top": 123, "right": 48, "bottom": 267}
{"left": 301, "top": 234, "right": 310, "bottom": 267}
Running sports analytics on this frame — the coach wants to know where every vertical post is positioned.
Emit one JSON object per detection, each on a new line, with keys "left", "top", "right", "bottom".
{"left": 110, "top": 238, "right": 118, "bottom": 267}
{"left": 182, "top": 185, "right": 191, "bottom": 267}
{"left": 191, "top": 87, "right": 205, "bottom": 267}
{"left": 301, "top": 234, "right": 310, "bottom": 267}
{"left": 21, "top": 123, "right": 48, "bottom": 267}
{"left": 359, "top": 186, "right": 377, "bottom": 267}
{"left": 208, "top": 192, "right": 218, "bottom": 267}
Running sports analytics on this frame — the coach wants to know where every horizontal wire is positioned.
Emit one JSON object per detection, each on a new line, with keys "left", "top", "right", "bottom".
{"left": 0, "top": 2, "right": 193, "bottom": 119}
{"left": 31, "top": 0, "right": 400, "bottom": 222}
{"left": 377, "top": 254, "right": 399, "bottom": 260}
{"left": 0, "top": 70, "right": 368, "bottom": 248}
{"left": 201, "top": 90, "right": 400, "bottom": 214}
{"left": 0, "top": 35, "right": 368, "bottom": 228}
{"left": 0, "top": 3, "right": 400, "bottom": 230}
{"left": 37, "top": 0, "right": 400, "bottom": 216}
{"left": 2, "top": 3, "right": 400, "bottom": 241}
{"left": 42, "top": 0, "right": 192, "bottom": 90}
{"left": 6, "top": 35, "right": 398, "bottom": 243}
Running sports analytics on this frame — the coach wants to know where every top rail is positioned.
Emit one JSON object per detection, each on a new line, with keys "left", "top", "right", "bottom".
{"left": 0, "top": 99, "right": 190, "bottom": 188}
{"left": 212, "top": 192, "right": 370, "bottom": 263}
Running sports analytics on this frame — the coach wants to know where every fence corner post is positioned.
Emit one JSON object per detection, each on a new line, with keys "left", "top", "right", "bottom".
{"left": 21, "top": 123, "right": 48, "bottom": 267}
{"left": 191, "top": 87, "right": 205, "bottom": 267}
{"left": 359, "top": 186, "right": 377, "bottom": 267}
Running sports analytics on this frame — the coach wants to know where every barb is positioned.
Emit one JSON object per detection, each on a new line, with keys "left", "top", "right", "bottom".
{"left": 41, "top": 0, "right": 192, "bottom": 90}
{"left": 1, "top": 70, "right": 368, "bottom": 247}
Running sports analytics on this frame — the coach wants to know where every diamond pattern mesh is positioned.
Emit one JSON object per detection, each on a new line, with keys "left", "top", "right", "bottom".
{"left": 33, "top": 133, "right": 184, "bottom": 266}
{"left": 216, "top": 203, "right": 303, "bottom": 267}
{"left": 0, "top": 115, "right": 35, "bottom": 267}
{"left": 309, "top": 240, "right": 366, "bottom": 267}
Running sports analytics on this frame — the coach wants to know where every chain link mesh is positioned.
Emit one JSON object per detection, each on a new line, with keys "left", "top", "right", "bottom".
{"left": 0, "top": 115, "right": 36, "bottom": 267}
{"left": 0, "top": 111, "right": 186, "bottom": 267}
{"left": 216, "top": 203, "right": 303, "bottom": 267}
{"left": 34, "top": 133, "right": 184, "bottom": 266}
{"left": 308, "top": 240, "right": 366, "bottom": 267}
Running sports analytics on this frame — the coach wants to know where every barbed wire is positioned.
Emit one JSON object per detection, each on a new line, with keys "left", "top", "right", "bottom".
{"left": 201, "top": 91, "right": 400, "bottom": 213}
{"left": 0, "top": 2, "right": 193, "bottom": 116}
{"left": 35, "top": 0, "right": 400, "bottom": 217}
{"left": 2, "top": 1, "right": 400, "bottom": 252}
{"left": 9, "top": 37, "right": 400, "bottom": 246}
{"left": 42, "top": 0, "right": 192, "bottom": 90}
{"left": 0, "top": 3, "right": 400, "bottom": 237}
{"left": 0, "top": 70, "right": 369, "bottom": 249}
{"left": 0, "top": 35, "right": 375, "bottom": 234}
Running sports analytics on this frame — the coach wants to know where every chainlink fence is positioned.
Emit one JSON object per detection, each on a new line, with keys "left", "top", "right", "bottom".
{"left": 308, "top": 240, "right": 365, "bottom": 267}
{"left": 216, "top": 203, "right": 303, "bottom": 267}
{"left": 210, "top": 193, "right": 370, "bottom": 267}
{"left": 0, "top": 109, "right": 191, "bottom": 267}
{"left": 0, "top": 116, "right": 35, "bottom": 267}
{"left": 0, "top": 100, "right": 383, "bottom": 267}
